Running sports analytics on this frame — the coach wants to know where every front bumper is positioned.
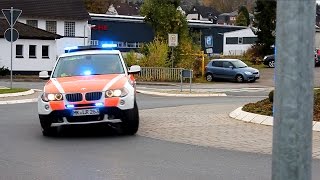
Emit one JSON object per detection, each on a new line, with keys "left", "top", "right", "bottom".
{"left": 39, "top": 107, "right": 125, "bottom": 127}
{"left": 244, "top": 73, "right": 260, "bottom": 81}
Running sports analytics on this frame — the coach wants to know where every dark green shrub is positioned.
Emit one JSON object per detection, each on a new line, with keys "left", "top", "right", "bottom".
{"left": 269, "top": 90, "right": 274, "bottom": 102}
{"left": 0, "top": 66, "right": 9, "bottom": 76}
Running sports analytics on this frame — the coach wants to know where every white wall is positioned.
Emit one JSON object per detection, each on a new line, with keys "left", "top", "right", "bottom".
{"left": 223, "top": 28, "right": 257, "bottom": 56}
{"left": 316, "top": 31, "right": 320, "bottom": 49}
{"left": 0, "top": 39, "right": 57, "bottom": 71}
{"left": 187, "top": 13, "right": 207, "bottom": 20}
{"left": 18, "top": 18, "right": 89, "bottom": 56}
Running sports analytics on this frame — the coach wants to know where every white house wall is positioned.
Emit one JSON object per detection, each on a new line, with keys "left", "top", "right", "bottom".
{"left": 18, "top": 18, "right": 88, "bottom": 55}
{"left": 187, "top": 14, "right": 206, "bottom": 20}
{"left": 0, "top": 39, "right": 57, "bottom": 71}
{"left": 315, "top": 31, "right": 320, "bottom": 49}
{"left": 223, "top": 28, "right": 257, "bottom": 56}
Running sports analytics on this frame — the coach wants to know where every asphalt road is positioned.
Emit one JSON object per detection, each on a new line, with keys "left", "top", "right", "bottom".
{"left": 1, "top": 94, "right": 320, "bottom": 180}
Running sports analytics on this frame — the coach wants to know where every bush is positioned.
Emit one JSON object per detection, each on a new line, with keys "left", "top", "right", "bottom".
{"left": 269, "top": 90, "right": 274, "bottom": 102}
{"left": 243, "top": 45, "right": 264, "bottom": 65}
{"left": 123, "top": 51, "right": 140, "bottom": 67}
{"left": 139, "top": 38, "right": 170, "bottom": 67}
{"left": 0, "top": 66, "right": 9, "bottom": 76}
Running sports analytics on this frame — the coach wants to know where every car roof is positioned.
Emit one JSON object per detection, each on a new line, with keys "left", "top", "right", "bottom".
{"left": 210, "top": 59, "right": 241, "bottom": 62}
{"left": 59, "top": 49, "right": 121, "bottom": 58}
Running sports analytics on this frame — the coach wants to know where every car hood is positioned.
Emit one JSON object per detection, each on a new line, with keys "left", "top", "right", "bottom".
{"left": 44, "top": 74, "right": 128, "bottom": 93}
{"left": 238, "top": 67, "right": 259, "bottom": 73}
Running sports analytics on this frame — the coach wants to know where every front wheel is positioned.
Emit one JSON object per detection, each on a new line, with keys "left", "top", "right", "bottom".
{"left": 39, "top": 115, "right": 58, "bottom": 137}
{"left": 268, "top": 60, "right": 275, "bottom": 68}
{"left": 120, "top": 101, "right": 139, "bottom": 135}
{"left": 235, "top": 75, "right": 244, "bottom": 83}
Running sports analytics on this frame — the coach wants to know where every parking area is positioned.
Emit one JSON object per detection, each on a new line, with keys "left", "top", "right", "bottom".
{"left": 250, "top": 67, "right": 320, "bottom": 87}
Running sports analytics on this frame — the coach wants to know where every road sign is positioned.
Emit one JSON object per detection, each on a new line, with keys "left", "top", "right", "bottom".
{"left": 1, "top": 7, "right": 22, "bottom": 89}
{"left": 1, "top": 8, "right": 22, "bottom": 27}
{"left": 4, "top": 28, "right": 19, "bottom": 42}
{"left": 168, "top": 34, "right": 178, "bottom": 47}
{"left": 205, "top": 36, "right": 213, "bottom": 47}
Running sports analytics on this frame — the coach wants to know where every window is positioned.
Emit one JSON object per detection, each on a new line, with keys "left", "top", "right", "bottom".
{"left": 64, "top": 21, "right": 75, "bottom": 37}
{"left": 238, "top": 37, "right": 243, "bottom": 44}
{"left": 46, "top": 21, "right": 57, "bottom": 34}
{"left": 16, "top": 45, "right": 23, "bottom": 58}
{"left": 212, "top": 61, "right": 223, "bottom": 67}
{"left": 223, "top": 61, "right": 233, "bottom": 68}
{"left": 26, "top": 20, "right": 38, "bottom": 28}
{"left": 42, "top": 46, "right": 49, "bottom": 58}
{"left": 29, "top": 45, "right": 36, "bottom": 58}
{"left": 52, "top": 54, "right": 125, "bottom": 78}
{"left": 243, "top": 37, "right": 258, "bottom": 44}
{"left": 226, "top": 37, "right": 238, "bottom": 44}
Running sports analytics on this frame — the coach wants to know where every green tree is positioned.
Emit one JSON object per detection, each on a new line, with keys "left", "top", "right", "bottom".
{"left": 140, "top": 0, "right": 187, "bottom": 41}
{"left": 236, "top": 12, "right": 248, "bottom": 26}
{"left": 140, "top": 0, "right": 201, "bottom": 68}
{"left": 253, "top": 0, "right": 276, "bottom": 56}
{"left": 238, "top": 5, "right": 250, "bottom": 26}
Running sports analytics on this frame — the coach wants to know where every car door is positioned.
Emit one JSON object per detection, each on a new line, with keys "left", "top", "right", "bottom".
{"left": 220, "top": 61, "right": 235, "bottom": 80}
{"left": 210, "top": 61, "right": 224, "bottom": 78}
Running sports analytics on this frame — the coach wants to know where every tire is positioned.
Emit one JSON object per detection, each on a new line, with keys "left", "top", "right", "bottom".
{"left": 121, "top": 101, "right": 139, "bottom": 135}
{"left": 268, "top": 60, "right": 275, "bottom": 68}
{"left": 206, "top": 73, "right": 213, "bottom": 82}
{"left": 235, "top": 75, "right": 244, "bottom": 83}
{"left": 39, "top": 115, "right": 58, "bottom": 137}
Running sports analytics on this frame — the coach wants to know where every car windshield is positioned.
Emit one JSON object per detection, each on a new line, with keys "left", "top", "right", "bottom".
{"left": 52, "top": 54, "right": 125, "bottom": 78}
{"left": 231, "top": 60, "right": 248, "bottom": 68}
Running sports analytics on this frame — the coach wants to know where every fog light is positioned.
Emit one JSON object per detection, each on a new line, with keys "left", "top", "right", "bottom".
{"left": 120, "top": 100, "right": 125, "bottom": 105}
{"left": 44, "top": 105, "right": 50, "bottom": 110}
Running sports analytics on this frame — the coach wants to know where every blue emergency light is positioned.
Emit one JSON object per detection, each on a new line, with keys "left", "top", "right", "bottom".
{"left": 66, "top": 104, "right": 75, "bottom": 108}
{"left": 64, "top": 43, "right": 118, "bottom": 53}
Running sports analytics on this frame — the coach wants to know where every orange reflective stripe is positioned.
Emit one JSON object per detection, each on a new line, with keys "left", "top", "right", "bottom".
{"left": 49, "top": 101, "right": 65, "bottom": 110}
{"left": 104, "top": 98, "right": 120, "bottom": 107}
{"left": 109, "top": 77, "right": 127, "bottom": 90}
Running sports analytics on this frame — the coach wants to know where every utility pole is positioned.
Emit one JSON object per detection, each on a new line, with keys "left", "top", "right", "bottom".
{"left": 272, "top": 0, "right": 316, "bottom": 180}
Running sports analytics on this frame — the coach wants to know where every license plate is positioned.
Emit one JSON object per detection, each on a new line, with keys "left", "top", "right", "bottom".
{"left": 72, "top": 109, "right": 100, "bottom": 116}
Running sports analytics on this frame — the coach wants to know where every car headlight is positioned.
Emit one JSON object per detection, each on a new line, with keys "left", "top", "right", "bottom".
{"left": 41, "top": 93, "right": 63, "bottom": 102}
{"left": 263, "top": 56, "right": 267, "bottom": 60}
{"left": 105, "top": 88, "right": 129, "bottom": 98}
{"left": 244, "top": 71, "right": 253, "bottom": 75}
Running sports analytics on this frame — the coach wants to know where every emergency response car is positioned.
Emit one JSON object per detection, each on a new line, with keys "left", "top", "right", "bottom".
{"left": 38, "top": 45, "right": 141, "bottom": 136}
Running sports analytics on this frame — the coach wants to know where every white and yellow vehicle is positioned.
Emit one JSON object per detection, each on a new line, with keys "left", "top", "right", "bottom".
{"left": 38, "top": 45, "right": 141, "bottom": 136}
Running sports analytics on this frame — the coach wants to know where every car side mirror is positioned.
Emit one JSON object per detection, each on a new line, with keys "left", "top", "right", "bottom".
{"left": 128, "top": 65, "right": 141, "bottom": 74}
{"left": 229, "top": 66, "right": 234, "bottom": 69}
{"left": 39, "top": 71, "right": 50, "bottom": 80}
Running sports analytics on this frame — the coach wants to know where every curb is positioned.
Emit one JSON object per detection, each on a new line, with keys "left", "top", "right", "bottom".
{"left": 229, "top": 107, "right": 320, "bottom": 132}
{"left": 137, "top": 90, "right": 227, "bottom": 97}
{"left": 0, "top": 98, "right": 38, "bottom": 105}
{"left": 0, "top": 89, "right": 35, "bottom": 98}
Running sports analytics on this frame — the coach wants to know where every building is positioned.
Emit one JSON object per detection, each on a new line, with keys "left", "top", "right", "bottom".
{"left": 0, "top": 19, "right": 62, "bottom": 74}
{"left": 217, "top": 11, "right": 254, "bottom": 26}
{"left": 89, "top": 13, "right": 246, "bottom": 55}
{"left": 186, "top": 5, "right": 220, "bottom": 23}
{"left": 106, "top": 2, "right": 141, "bottom": 16}
{"left": 222, "top": 28, "right": 257, "bottom": 55}
{"left": 0, "top": 0, "right": 90, "bottom": 56}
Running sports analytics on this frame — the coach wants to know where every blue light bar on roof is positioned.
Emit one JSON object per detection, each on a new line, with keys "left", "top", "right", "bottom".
{"left": 64, "top": 46, "right": 78, "bottom": 51}
{"left": 101, "top": 44, "right": 117, "bottom": 48}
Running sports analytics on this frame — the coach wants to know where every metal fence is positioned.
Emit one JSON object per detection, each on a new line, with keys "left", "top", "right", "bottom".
{"left": 137, "top": 67, "right": 184, "bottom": 82}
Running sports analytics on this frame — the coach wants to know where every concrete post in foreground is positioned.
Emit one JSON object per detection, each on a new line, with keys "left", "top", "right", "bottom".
{"left": 272, "top": 0, "right": 316, "bottom": 180}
